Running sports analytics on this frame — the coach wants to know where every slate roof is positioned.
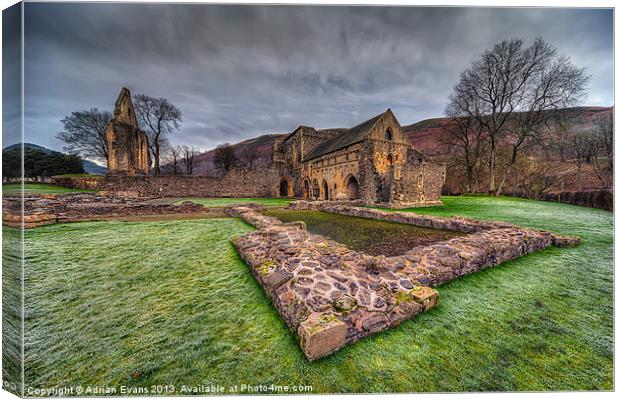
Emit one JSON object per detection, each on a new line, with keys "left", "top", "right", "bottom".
{"left": 304, "top": 110, "right": 389, "bottom": 161}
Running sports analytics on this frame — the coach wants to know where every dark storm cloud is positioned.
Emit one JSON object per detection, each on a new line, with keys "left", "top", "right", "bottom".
{"left": 2, "top": 2, "right": 21, "bottom": 147}
{"left": 13, "top": 3, "right": 614, "bottom": 156}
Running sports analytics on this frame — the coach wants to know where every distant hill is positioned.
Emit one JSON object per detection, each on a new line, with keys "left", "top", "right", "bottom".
{"left": 4, "top": 142, "right": 50, "bottom": 153}
{"left": 183, "top": 106, "right": 612, "bottom": 176}
{"left": 402, "top": 106, "right": 614, "bottom": 156}
{"left": 3, "top": 143, "right": 108, "bottom": 174}
{"left": 81, "top": 160, "right": 107, "bottom": 174}
{"left": 184, "top": 133, "right": 286, "bottom": 175}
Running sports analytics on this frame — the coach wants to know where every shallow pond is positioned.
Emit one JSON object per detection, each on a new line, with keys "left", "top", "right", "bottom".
{"left": 263, "top": 209, "right": 466, "bottom": 257}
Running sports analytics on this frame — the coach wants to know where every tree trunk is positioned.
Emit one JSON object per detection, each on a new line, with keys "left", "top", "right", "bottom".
{"left": 466, "top": 166, "right": 474, "bottom": 193}
{"left": 488, "top": 142, "right": 497, "bottom": 195}
{"left": 154, "top": 143, "right": 161, "bottom": 176}
{"left": 496, "top": 167, "right": 511, "bottom": 196}
{"left": 496, "top": 149, "right": 520, "bottom": 196}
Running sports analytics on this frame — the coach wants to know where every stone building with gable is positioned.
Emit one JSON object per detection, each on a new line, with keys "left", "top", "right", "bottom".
{"left": 273, "top": 109, "right": 445, "bottom": 208}
{"left": 98, "top": 87, "right": 443, "bottom": 207}
{"left": 106, "top": 87, "right": 150, "bottom": 175}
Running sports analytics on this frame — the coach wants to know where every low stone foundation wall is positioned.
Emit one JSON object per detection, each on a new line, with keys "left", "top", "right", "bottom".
{"left": 2, "top": 193, "right": 208, "bottom": 228}
{"left": 228, "top": 205, "right": 440, "bottom": 360}
{"left": 50, "top": 176, "right": 105, "bottom": 190}
{"left": 229, "top": 203, "right": 579, "bottom": 360}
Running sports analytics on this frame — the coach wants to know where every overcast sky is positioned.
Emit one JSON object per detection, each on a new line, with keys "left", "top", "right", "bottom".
{"left": 7, "top": 3, "right": 615, "bottom": 154}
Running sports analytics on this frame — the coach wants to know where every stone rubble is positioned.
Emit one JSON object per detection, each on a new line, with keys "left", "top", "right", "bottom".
{"left": 228, "top": 202, "right": 579, "bottom": 360}
{"left": 2, "top": 193, "right": 208, "bottom": 228}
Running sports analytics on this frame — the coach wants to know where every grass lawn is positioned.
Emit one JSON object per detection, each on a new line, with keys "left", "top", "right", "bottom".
{"left": 173, "top": 197, "right": 292, "bottom": 207}
{"left": 2, "top": 183, "right": 95, "bottom": 195}
{"left": 12, "top": 196, "right": 613, "bottom": 392}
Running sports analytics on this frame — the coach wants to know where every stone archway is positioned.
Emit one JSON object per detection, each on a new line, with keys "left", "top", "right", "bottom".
{"left": 312, "top": 179, "right": 320, "bottom": 199}
{"left": 345, "top": 175, "right": 359, "bottom": 200}
{"left": 302, "top": 179, "right": 310, "bottom": 199}
{"left": 278, "top": 177, "right": 292, "bottom": 197}
{"left": 322, "top": 180, "right": 329, "bottom": 200}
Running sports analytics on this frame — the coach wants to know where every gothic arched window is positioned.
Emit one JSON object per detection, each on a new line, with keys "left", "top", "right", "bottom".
{"left": 384, "top": 128, "right": 393, "bottom": 141}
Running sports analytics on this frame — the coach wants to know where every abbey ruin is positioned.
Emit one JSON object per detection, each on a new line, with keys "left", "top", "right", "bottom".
{"left": 68, "top": 89, "right": 446, "bottom": 208}
{"left": 106, "top": 87, "right": 150, "bottom": 175}
{"left": 273, "top": 109, "right": 445, "bottom": 207}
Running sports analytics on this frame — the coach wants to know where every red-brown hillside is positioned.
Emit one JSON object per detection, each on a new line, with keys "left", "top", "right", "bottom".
{"left": 186, "top": 133, "right": 285, "bottom": 176}
{"left": 403, "top": 106, "right": 613, "bottom": 155}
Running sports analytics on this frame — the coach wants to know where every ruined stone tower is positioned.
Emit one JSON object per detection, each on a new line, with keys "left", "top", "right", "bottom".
{"left": 106, "top": 87, "right": 150, "bottom": 175}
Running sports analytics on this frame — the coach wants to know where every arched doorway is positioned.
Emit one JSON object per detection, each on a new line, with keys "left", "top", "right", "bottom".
{"left": 322, "top": 180, "right": 329, "bottom": 200}
{"left": 346, "top": 175, "right": 359, "bottom": 200}
{"left": 322, "top": 180, "right": 329, "bottom": 201}
{"left": 387, "top": 154, "right": 393, "bottom": 165}
{"left": 302, "top": 179, "right": 310, "bottom": 199}
{"left": 279, "top": 179, "right": 290, "bottom": 197}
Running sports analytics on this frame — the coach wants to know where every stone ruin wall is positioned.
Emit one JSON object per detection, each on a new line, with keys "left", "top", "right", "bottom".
{"left": 359, "top": 139, "right": 411, "bottom": 204}
{"left": 276, "top": 128, "right": 354, "bottom": 199}
{"left": 51, "top": 176, "right": 106, "bottom": 190}
{"left": 229, "top": 202, "right": 579, "bottom": 360}
{"left": 106, "top": 88, "right": 150, "bottom": 176}
{"left": 52, "top": 160, "right": 445, "bottom": 207}
{"left": 268, "top": 111, "right": 446, "bottom": 207}
{"left": 300, "top": 129, "right": 339, "bottom": 159}
{"left": 52, "top": 168, "right": 282, "bottom": 198}
{"left": 106, "top": 124, "right": 149, "bottom": 175}
{"left": 273, "top": 133, "right": 303, "bottom": 197}
{"left": 2, "top": 193, "right": 208, "bottom": 229}
{"left": 389, "top": 162, "right": 446, "bottom": 208}
{"left": 301, "top": 144, "right": 363, "bottom": 200}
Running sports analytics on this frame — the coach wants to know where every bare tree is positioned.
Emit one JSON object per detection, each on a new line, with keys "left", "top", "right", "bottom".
{"left": 447, "top": 37, "right": 589, "bottom": 194}
{"left": 590, "top": 112, "right": 614, "bottom": 187}
{"left": 182, "top": 145, "right": 198, "bottom": 175}
{"left": 442, "top": 105, "right": 488, "bottom": 193}
{"left": 240, "top": 146, "right": 260, "bottom": 169}
{"left": 552, "top": 112, "right": 589, "bottom": 169}
{"left": 56, "top": 108, "right": 112, "bottom": 162}
{"left": 495, "top": 44, "right": 589, "bottom": 194}
{"left": 161, "top": 144, "right": 181, "bottom": 175}
{"left": 133, "top": 94, "right": 182, "bottom": 176}
{"left": 213, "top": 143, "right": 237, "bottom": 173}
{"left": 173, "top": 145, "right": 182, "bottom": 175}
{"left": 514, "top": 156, "right": 565, "bottom": 199}
{"left": 564, "top": 131, "right": 597, "bottom": 169}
